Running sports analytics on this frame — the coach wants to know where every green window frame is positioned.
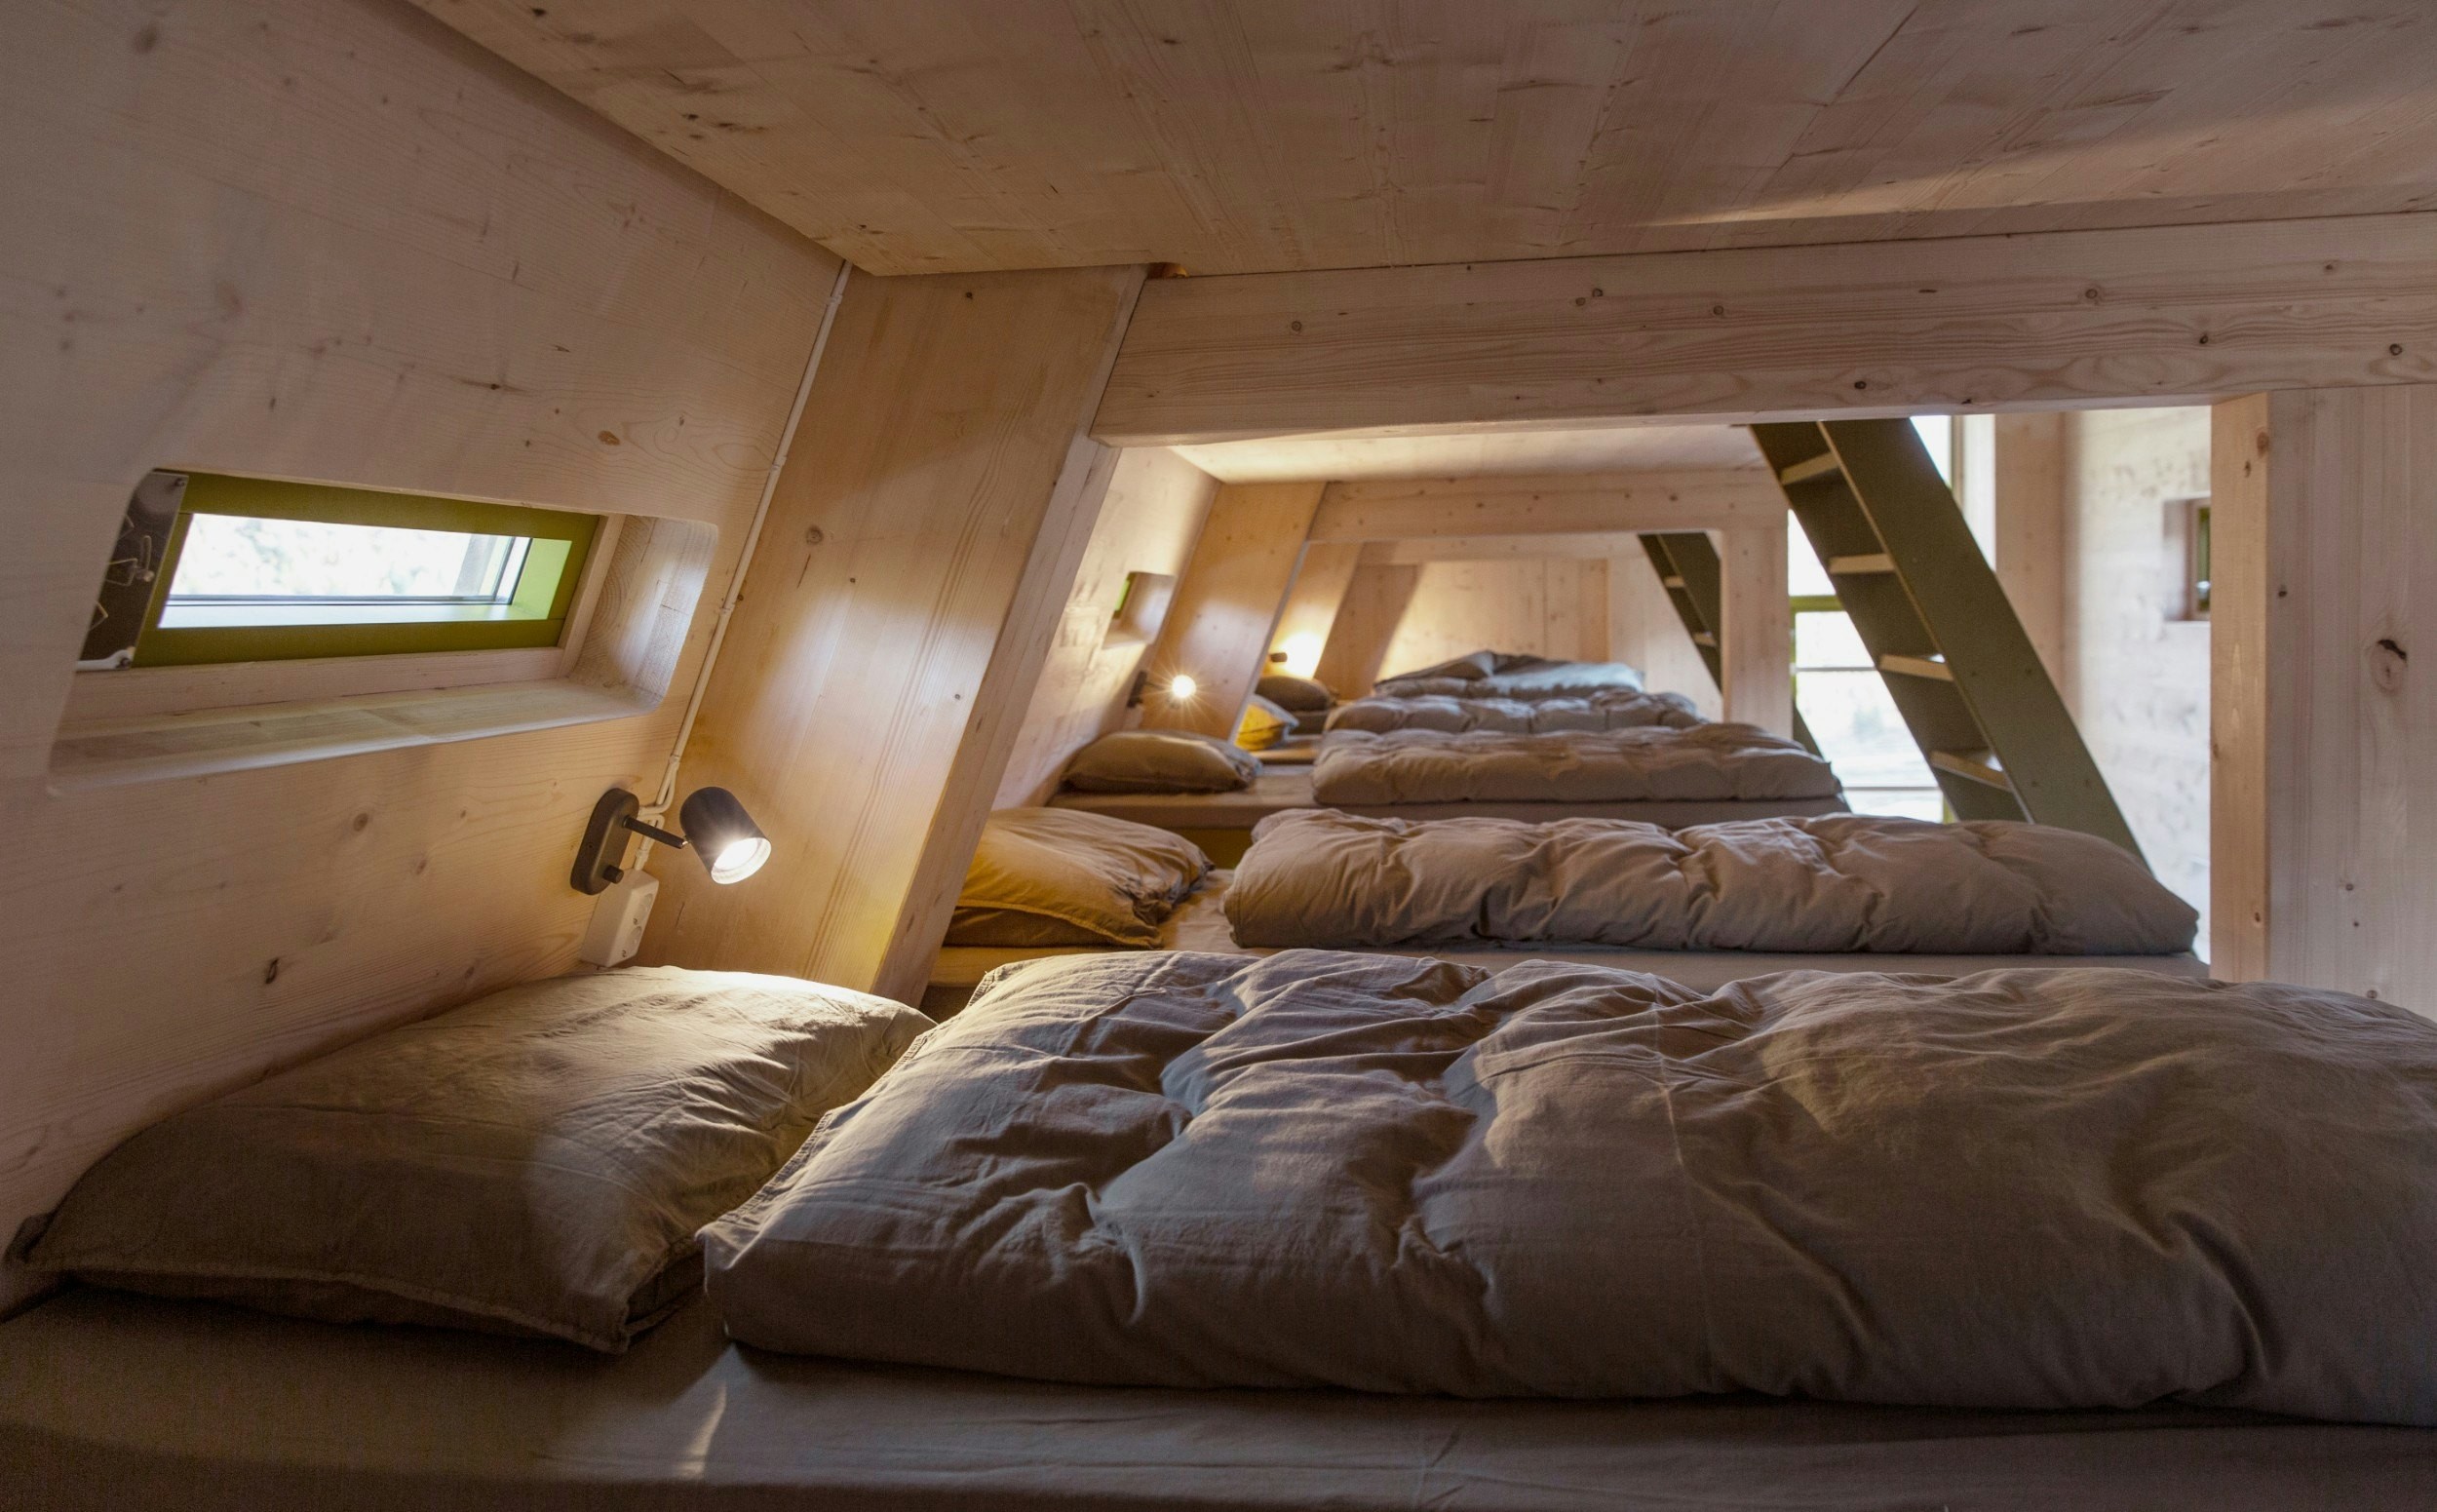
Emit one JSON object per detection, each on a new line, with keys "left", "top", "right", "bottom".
{"left": 126, "top": 473, "right": 600, "bottom": 668}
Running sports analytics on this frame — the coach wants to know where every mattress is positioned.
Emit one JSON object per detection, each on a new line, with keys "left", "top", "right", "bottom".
{"left": 5, "top": 1288, "right": 2428, "bottom": 1511}
{"left": 1048, "top": 765, "right": 1847, "bottom": 831}
{"left": 924, "top": 871, "right": 2208, "bottom": 1015}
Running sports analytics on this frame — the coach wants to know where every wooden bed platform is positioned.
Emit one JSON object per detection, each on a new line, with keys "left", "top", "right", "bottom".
{"left": 3, "top": 1288, "right": 2428, "bottom": 1511}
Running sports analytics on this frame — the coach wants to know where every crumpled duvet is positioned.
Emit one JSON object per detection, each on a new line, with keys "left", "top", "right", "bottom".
{"left": 1226, "top": 810, "right": 2197, "bottom": 953}
{"left": 701, "top": 950, "right": 2437, "bottom": 1425}
{"left": 1312, "top": 725, "right": 1839, "bottom": 804}
{"left": 1327, "top": 689, "right": 1703, "bottom": 735}
{"left": 1373, "top": 652, "right": 1646, "bottom": 701}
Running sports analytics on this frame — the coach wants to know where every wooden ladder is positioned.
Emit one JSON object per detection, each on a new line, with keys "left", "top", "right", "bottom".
{"left": 1747, "top": 418, "right": 2145, "bottom": 860}
{"left": 1638, "top": 531, "right": 1821, "bottom": 756}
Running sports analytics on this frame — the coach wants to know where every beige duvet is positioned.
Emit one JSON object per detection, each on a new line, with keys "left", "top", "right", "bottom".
{"left": 1312, "top": 725, "right": 1839, "bottom": 805}
{"left": 1327, "top": 689, "right": 1702, "bottom": 735}
{"left": 704, "top": 950, "right": 2437, "bottom": 1424}
{"left": 1227, "top": 810, "right": 2196, "bottom": 954}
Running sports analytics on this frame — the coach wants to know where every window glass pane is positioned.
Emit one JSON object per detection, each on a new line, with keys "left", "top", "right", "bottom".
{"left": 1787, "top": 520, "right": 1835, "bottom": 598}
{"left": 171, "top": 515, "right": 523, "bottom": 601}
{"left": 1911, "top": 414, "right": 1953, "bottom": 483}
{"left": 1794, "top": 667, "right": 1934, "bottom": 792}
{"left": 1843, "top": 788, "right": 1948, "bottom": 822}
{"left": 1794, "top": 609, "right": 1872, "bottom": 669}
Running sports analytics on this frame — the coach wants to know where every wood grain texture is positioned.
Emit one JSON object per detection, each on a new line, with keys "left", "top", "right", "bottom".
{"left": 1362, "top": 532, "right": 1641, "bottom": 565}
{"left": 1315, "top": 563, "right": 1421, "bottom": 700}
{"left": 1139, "top": 482, "right": 1325, "bottom": 739}
{"left": 643, "top": 264, "right": 1145, "bottom": 1003}
{"left": 1311, "top": 472, "right": 1783, "bottom": 543}
{"left": 1177, "top": 424, "right": 1760, "bottom": 485}
{"left": 1720, "top": 520, "right": 1793, "bottom": 736}
{"left": 1376, "top": 559, "right": 1613, "bottom": 679}
{"left": 414, "top": 0, "right": 2437, "bottom": 278}
{"left": 0, "top": 0, "right": 836, "bottom": 1309}
{"left": 2209, "top": 395, "right": 2272, "bottom": 983}
{"left": 2213, "top": 384, "right": 2437, "bottom": 1013}
{"left": 1268, "top": 540, "right": 1362, "bottom": 678}
{"left": 1096, "top": 213, "right": 2437, "bottom": 446}
{"left": 995, "top": 447, "right": 1218, "bottom": 806}
{"left": 1993, "top": 412, "right": 2070, "bottom": 682}
{"left": 1610, "top": 548, "right": 1721, "bottom": 718}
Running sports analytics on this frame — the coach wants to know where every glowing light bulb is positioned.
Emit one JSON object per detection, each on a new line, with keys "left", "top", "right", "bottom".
{"left": 709, "top": 835, "right": 771, "bottom": 884}
{"left": 1279, "top": 632, "right": 1325, "bottom": 678}
{"left": 1167, "top": 674, "right": 1198, "bottom": 703}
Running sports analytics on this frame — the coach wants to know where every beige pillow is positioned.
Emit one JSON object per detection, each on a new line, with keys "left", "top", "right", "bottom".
{"left": 1235, "top": 694, "right": 1295, "bottom": 752}
{"left": 1256, "top": 674, "right": 1334, "bottom": 713}
{"left": 26, "top": 967, "right": 929, "bottom": 1352}
{"left": 1062, "top": 728, "right": 1259, "bottom": 794}
{"left": 947, "top": 807, "right": 1210, "bottom": 948}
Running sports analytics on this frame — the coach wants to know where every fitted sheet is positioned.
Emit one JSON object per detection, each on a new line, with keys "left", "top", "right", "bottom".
{"left": 5, "top": 1288, "right": 2428, "bottom": 1511}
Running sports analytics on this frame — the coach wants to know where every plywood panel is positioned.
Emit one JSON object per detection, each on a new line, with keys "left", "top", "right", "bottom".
{"left": 416, "top": 0, "right": 2437, "bottom": 278}
{"left": 1139, "top": 482, "right": 1325, "bottom": 739}
{"left": 1097, "top": 213, "right": 2437, "bottom": 446}
{"left": 1375, "top": 559, "right": 1612, "bottom": 682}
{"left": 1312, "top": 473, "right": 1782, "bottom": 543}
{"left": 2212, "top": 384, "right": 2437, "bottom": 1014}
{"left": 0, "top": 0, "right": 837, "bottom": 1309}
{"left": 1315, "top": 563, "right": 1421, "bottom": 701}
{"left": 1994, "top": 412, "right": 2070, "bottom": 683}
{"left": 1178, "top": 424, "right": 1761, "bottom": 485}
{"left": 1268, "top": 541, "right": 1361, "bottom": 681}
{"left": 995, "top": 448, "right": 1219, "bottom": 806}
{"left": 1364, "top": 533, "right": 1639, "bottom": 565}
{"left": 1609, "top": 549, "right": 1721, "bottom": 719}
{"left": 644, "top": 263, "right": 1145, "bottom": 1006}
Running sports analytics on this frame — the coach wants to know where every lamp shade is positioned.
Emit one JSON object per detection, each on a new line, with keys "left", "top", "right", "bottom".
{"left": 677, "top": 787, "right": 770, "bottom": 885}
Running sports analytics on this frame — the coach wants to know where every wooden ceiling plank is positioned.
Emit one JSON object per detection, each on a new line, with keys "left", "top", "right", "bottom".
{"left": 1094, "top": 211, "right": 2437, "bottom": 446}
{"left": 1310, "top": 472, "right": 1782, "bottom": 541}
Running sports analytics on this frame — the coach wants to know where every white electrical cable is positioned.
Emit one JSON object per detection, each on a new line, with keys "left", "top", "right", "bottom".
{"left": 631, "top": 260, "right": 852, "bottom": 868}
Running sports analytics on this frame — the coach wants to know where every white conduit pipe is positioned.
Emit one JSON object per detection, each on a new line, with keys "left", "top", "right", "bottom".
{"left": 633, "top": 260, "right": 852, "bottom": 865}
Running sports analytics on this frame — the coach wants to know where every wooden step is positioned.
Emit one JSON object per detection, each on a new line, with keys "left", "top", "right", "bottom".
{"left": 1826, "top": 552, "right": 1894, "bottom": 575}
{"left": 1929, "top": 751, "right": 2014, "bottom": 791}
{"left": 1661, "top": 575, "right": 1685, "bottom": 590}
{"left": 1775, "top": 452, "right": 1843, "bottom": 486}
{"left": 1877, "top": 652, "right": 1953, "bottom": 681}
{"left": 1691, "top": 631, "right": 1718, "bottom": 647}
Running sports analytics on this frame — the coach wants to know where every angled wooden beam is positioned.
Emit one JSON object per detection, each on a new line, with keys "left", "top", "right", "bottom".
{"left": 1720, "top": 518, "right": 1793, "bottom": 737}
{"left": 1268, "top": 539, "right": 1361, "bottom": 676}
{"left": 1315, "top": 562, "right": 1421, "bottom": 699}
{"left": 1094, "top": 213, "right": 2437, "bottom": 446}
{"left": 1140, "top": 481, "right": 1327, "bottom": 737}
{"left": 1311, "top": 471, "right": 1780, "bottom": 543}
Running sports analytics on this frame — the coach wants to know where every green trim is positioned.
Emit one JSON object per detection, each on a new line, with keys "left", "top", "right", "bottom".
{"left": 130, "top": 473, "right": 599, "bottom": 668}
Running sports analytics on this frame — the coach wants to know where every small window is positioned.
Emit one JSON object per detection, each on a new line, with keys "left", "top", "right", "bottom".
{"left": 1103, "top": 569, "right": 1178, "bottom": 648}
{"left": 2185, "top": 499, "right": 2212, "bottom": 619}
{"left": 83, "top": 472, "right": 600, "bottom": 668}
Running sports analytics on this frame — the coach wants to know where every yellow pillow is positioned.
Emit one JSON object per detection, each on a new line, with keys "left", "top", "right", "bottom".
{"left": 1236, "top": 694, "right": 1294, "bottom": 752}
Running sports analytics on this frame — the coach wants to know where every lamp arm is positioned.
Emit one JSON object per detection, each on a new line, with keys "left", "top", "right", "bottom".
{"left": 619, "top": 816, "right": 689, "bottom": 850}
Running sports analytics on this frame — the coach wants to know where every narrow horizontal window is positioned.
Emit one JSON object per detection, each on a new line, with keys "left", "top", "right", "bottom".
{"left": 84, "top": 472, "right": 600, "bottom": 668}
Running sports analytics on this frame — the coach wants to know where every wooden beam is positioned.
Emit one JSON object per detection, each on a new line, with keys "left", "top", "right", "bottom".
{"left": 1311, "top": 471, "right": 1781, "bottom": 543}
{"left": 648, "top": 265, "right": 1145, "bottom": 1007}
{"left": 1094, "top": 213, "right": 2437, "bottom": 446}
{"left": 1359, "top": 532, "right": 1639, "bottom": 564}
{"left": 1314, "top": 562, "right": 1420, "bottom": 700}
{"left": 1140, "top": 481, "right": 1326, "bottom": 738}
{"left": 1267, "top": 539, "right": 1361, "bottom": 678}
{"left": 2211, "top": 384, "right": 2437, "bottom": 1010}
{"left": 1992, "top": 412, "right": 2070, "bottom": 684}
{"left": 1721, "top": 520, "right": 1793, "bottom": 736}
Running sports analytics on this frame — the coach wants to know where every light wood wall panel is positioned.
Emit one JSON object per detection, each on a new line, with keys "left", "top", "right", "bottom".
{"left": 995, "top": 448, "right": 1219, "bottom": 805}
{"left": 1312, "top": 472, "right": 1780, "bottom": 542}
{"left": 417, "top": 1, "right": 2437, "bottom": 279}
{"left": 1374, "top": 559, "right": 1613, "bottom": 685}
{"left": 1268, "top": 541, "right": 1362, "bottom": 678}
{"left": 2212, "top": 385, "right": 2437, "bottom": 1014}
{"left": 1609, "top": 549, "right": 1721, "bottom": 719}
{"left": 1139, "top": 482, "right": 1325, "bottom": 738}
{"left": 0, "top": 0, "right": 838, "bottom": 1309}
{"left": 1721, "top": 519, "right": 1794, "bottom": 736}
{"left": 645, "top": 264, "right": 1144, "bottom": 1005}
{"left": 1316, "top": 564, "right": 1422, "bottom": 700}
{"left": 1097, "top": 213, "right": 2437, "bottom": 446}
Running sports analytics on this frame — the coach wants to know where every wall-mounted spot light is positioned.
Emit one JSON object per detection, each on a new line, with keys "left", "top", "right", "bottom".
{"left": 1167, "top": 673, "right": 1199, "bottom": 704}
{"left": 1278, "top": 632, "right": 1326, "bottom": 678}
{"left": 572, "top": 786, "right": 771, "bottom": 895}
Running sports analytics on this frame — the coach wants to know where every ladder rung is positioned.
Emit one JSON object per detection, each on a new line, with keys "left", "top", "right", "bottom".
{"left": 1662, "top": 575, "right": 1685, "bottom": 590}
{"left": 1930, "top": 751, "right": 2014, "bottom": 791}
{"left": 1878, "top": 653, "right": 1953, "bottom": 681}
{"left": 1775, "top": 452, "right": 1843, "bottom": 486}
{"left": 1827, "top": 553, "right": 1894, "bottom": 575}
{"left": 1691, "top": 632, "right": 1718, "bottom": 647}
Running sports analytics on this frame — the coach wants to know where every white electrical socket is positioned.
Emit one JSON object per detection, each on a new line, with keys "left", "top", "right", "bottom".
{"left": 579, "top": 870, "right": 660, "bottom": 967}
